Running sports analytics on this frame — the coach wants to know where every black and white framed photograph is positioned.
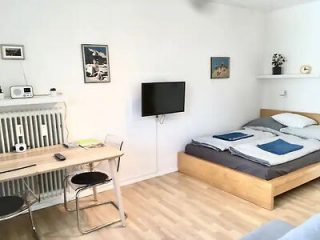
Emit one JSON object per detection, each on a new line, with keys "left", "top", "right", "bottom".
{"left": 1, "top": 44, "right": 25, "bottom": 60}
{"left": 81, "top": 44, "right": 110, "bottom": 83}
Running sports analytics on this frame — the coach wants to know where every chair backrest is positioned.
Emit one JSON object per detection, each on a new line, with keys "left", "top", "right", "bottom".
{"left": 104, "top": 134, "right": 124, "bottom": 172}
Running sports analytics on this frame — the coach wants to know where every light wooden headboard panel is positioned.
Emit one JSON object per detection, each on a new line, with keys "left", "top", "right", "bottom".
{"left": 260, "top": 109, "right": 320, "bottom": 124}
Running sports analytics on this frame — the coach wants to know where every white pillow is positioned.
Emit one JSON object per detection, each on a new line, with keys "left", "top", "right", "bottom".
{"left": 272, "top": 113, "right": 317, "bottom": 128}
{"left": 281, "top": 125, "right": 320, "bottom": 140}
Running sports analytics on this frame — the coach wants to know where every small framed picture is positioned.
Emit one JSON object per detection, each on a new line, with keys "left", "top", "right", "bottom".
{"left": 81, "top": 44, "right": 111, "bottom": 83}
{"left": 211, "top": 57, "right": 230, "bottom": 79}
{"left": 1, "top": 44, "right": 25, "bottom": 60}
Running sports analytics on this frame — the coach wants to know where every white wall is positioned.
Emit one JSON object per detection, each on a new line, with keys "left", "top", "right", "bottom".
{"left": 0, "top": 0, "right": 265, "bottom": 184}
{"left": 261, "top": 1, "right": 320, "bottom": 112}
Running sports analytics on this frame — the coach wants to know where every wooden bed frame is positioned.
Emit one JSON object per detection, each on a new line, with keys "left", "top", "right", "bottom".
{"left": 178, "top": 109, "right": 320, "bottom": 210}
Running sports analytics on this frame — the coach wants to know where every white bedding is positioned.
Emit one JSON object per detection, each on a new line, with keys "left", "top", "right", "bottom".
{"left": 192, "top": 128, "right": 275, "bottom": 151}
{"left": 230, "top": 135, "right": 320, "bottom": 166}
{"left": 281, "top": 125, "right": 320, "bottom": 141}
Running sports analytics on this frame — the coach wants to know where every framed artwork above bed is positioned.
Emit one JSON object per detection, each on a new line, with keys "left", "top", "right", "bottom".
{"left": 210, "top": 57, "right": 230, "bottom": 79}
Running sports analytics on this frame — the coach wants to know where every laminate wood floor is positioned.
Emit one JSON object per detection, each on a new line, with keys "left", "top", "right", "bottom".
{"left": 1, "top": 172, "right": 320, "bottom": 240}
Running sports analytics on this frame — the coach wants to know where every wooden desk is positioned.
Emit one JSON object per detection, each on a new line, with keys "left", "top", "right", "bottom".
{"left": 0, "top": 145, "right": 126, "bottom": 226}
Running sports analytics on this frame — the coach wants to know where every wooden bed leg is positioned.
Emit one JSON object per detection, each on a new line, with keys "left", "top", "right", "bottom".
{"left": 267, "top": 197, "right": 274, "bottom": 210}
{"left": 258, "top": 191, "right": 274, "bottom": 210}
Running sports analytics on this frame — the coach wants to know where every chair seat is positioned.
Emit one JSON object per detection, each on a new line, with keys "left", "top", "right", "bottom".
{"left": 0, "top": 196, "right": 25, "bottom": 217}
{"left": 71, "top": 172, "right": 110, "bottom": 186}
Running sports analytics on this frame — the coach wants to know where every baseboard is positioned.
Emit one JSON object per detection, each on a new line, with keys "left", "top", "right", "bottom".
{"left": 121, "top": 167, "right": 178, "bottom": 186}
{"left": 32, "top": 167, "right": 178, "bottom": 211}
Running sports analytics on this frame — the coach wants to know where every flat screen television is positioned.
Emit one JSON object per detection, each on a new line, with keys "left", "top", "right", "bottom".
{"left": 141, "top": 82, "right": 185, "bottom": 117}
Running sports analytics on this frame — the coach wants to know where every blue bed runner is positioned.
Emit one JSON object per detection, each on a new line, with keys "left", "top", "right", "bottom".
{"left": 257, "top": 139, "right": 303, "bottom": 155}
{"left": 213, "top": 132, "right": 254, "bottom": 141}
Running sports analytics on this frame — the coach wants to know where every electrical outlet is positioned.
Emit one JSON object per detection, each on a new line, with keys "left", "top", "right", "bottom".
{"left": 280, "top": 90, "right": 287, "bottom": 97}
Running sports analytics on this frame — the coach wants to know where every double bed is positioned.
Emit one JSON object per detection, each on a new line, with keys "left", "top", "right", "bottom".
{"left": 178, "top": 109, "right": 320, "bottom": 210}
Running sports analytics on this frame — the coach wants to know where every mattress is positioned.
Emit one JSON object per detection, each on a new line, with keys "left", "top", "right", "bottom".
{"left": 185, "top": 143, "right": 320, "bottom": 180}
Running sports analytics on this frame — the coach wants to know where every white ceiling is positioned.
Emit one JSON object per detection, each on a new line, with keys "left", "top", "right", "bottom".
{"left": 196, "top": 0, "right": 319, "bottom": 11}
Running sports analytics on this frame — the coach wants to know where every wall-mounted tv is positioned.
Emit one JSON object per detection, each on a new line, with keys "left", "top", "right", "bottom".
{"left": 141, "top": 82, "right": 185, "bottom": 117}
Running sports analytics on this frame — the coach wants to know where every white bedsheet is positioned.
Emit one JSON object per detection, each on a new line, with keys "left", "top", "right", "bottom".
{"left": 192, "top": 128, "right": 275, "bottom": 151}
{"left": 230, "top": 135, "right": 320, "bottom": 166}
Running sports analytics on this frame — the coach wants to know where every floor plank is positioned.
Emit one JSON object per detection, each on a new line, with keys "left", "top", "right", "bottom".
{"left": 1, "top": 172, "right": 320, "bottom": 239}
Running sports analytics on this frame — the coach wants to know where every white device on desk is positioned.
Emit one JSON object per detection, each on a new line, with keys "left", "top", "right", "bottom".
{"left": 10, "top": 85, "right": 34, "bottom": 99}
{"left": 13, "top": 143, "right": 27, "bottom": 153}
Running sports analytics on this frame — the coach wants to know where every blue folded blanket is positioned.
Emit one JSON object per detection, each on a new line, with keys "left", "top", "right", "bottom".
{"left": 257, "top": 139, "right": 303, "bottom": 155}
{"left": 213, "top": 132, "right": 254, "bottom": 141}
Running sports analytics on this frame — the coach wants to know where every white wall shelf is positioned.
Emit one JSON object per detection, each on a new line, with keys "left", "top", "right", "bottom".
{"left": 257, "top": 74, "right": 319, "bottom": 80}
{"left": 0, "top": 95, "right": 65, "bottom": 107}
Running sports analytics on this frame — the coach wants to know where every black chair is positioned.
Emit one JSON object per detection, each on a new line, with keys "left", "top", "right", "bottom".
{"left": 63, "top": 135, "right": 127, "bottom": 234}
{"left": 0, "top": 180, "right": 38, "bottom": 238}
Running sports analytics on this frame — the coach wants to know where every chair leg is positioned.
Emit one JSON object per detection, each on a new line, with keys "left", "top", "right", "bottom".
{"left": 74, "top": 188, "right": 127, "bottom": 234}
{"left": 27, "top": 203, "right": 38, "bottom": 239}
{"left": 64, "top": 175, "right": 77, "bottom": 212}
{"left": 76, "top": 189, "right": 82, "bottom": 233}
{"left": 64, "top": 180, "right": 111, "bottom": 213}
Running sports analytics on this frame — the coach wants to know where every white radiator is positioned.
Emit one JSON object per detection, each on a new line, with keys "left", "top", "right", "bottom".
{"left": 0, "top": 108, "right": 67, "bottom": 200}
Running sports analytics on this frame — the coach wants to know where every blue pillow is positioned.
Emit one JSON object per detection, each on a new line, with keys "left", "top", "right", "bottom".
{"left": 279, "top": 214, "right": 320, "bottom": 240}
{"left": 241, "top": 220, "right": 294, "bottom": 240}
{"left": 257, "top": 139, "right": 303, "bottom": 155}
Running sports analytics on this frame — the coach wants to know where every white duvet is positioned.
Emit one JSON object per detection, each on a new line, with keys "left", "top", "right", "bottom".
{"left": 192, "top": 128, "right": 275, "bottom": 151}
{"left": 281, "top": 125, "right": 320, "bottom": 141}
{"left": 230, "top": 135, "right": 320, "bottom": 166}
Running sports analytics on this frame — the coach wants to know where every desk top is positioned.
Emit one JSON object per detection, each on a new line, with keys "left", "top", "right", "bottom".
{"left": 0, "top": 145, "right": 123, "bottom": 182}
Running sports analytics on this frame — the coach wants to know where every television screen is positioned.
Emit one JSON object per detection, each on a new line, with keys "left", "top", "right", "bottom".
{"left": 141, "top": 82, "right": 185, "bottom": 117}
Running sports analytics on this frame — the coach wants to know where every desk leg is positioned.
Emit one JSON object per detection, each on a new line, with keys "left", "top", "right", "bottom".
{"left": 89, "top": 163, "right": 98, "bottom": 201}
{"left": 108, "top": 158, "right": 126, "bottom": 227}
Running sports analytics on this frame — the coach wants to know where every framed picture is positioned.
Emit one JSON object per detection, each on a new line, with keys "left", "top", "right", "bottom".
{"left": 1, "top": 44, "right": 25, "bottom": 60}
{"left": 210, "top": 57, "right": 230, "bottom": 79}
{"left": 81, "top": 44, "right": 110, "bottom": 83}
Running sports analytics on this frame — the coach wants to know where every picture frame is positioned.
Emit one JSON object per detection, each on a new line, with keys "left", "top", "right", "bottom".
{"left": 210, "top": 57, "right": 230, "bottom": 79}
{"left": 1, "top": 44, "right": 25, "bottom": 60}
{"left": 81, "top": 44, "right": 111, "bottom": 83}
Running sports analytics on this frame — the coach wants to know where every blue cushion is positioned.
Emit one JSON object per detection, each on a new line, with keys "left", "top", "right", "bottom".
{"left": 241, "top": 220, "right": 295, "bottom": 240}
{"left": 257, "top": 139, "right": 303, "bottom": 155}
{"left": 213, "top": 132, "right": 253, "bottom": 141}
{"left": 279, "top": 214, "right": 320, "bottom": 240}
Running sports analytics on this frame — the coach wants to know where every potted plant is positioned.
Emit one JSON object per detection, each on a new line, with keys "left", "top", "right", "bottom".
{"left": 272, "top": 53, "right": 286, "bottom": 75}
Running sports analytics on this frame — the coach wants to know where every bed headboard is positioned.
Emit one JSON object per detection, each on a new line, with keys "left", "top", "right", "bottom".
{"left": 260, "top": 109, "right": 320, "bottom": 124}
